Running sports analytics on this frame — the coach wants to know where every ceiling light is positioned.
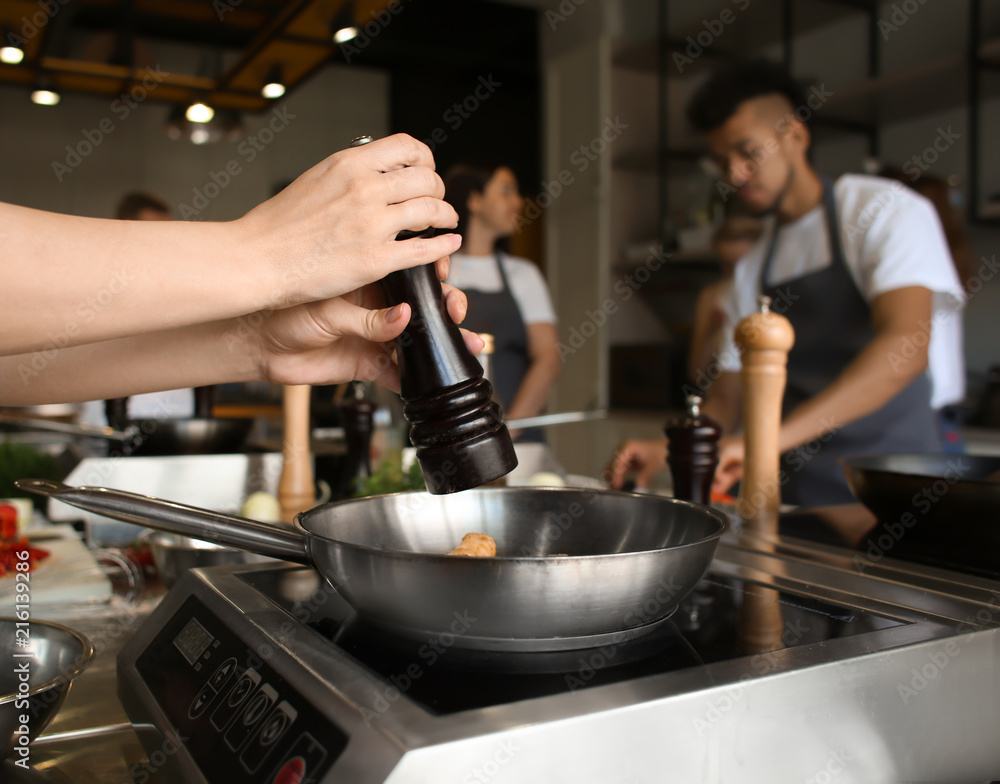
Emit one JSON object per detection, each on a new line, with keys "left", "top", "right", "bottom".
{"left": 333, "top": 26, "right": 358, "bottom": 44}
{"left": 261, "top": 66, "right": 285, "bottom": 99}
{"left": 31, "top": 88, "right": 60, "bottom": 106}
{"left": 0, "top": 45, "right": 24, "bottom": 65}
{"left": 166, "top": 104, "right": 245, "bottom": 145}
{"left": 0, "top": 28, "right": 24, "bottom": 65}
{"left": 185, "top": 101, "right": 214, "bottom": 123}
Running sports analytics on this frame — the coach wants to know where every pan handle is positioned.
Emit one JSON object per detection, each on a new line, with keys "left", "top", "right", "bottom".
{"left": 16, "top": 479, "right": 310, "bottom": 564}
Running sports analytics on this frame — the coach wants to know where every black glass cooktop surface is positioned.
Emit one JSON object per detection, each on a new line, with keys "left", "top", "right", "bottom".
{"left": 238, "top": 566, "right": 906, "bottom": 717}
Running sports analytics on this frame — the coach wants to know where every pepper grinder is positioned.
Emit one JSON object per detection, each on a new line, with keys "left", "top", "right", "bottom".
{"left": 340, "top": 382, "right": 375, "bottom": 497}
{"left": 664, "top": 395, "right": 721, "bottom": 505}
{"left": 733, "top": 296, "right": 795, "bottom": 534}
{"left": 278, "top": 384, "right": 314, "bottom": 524}
{"left": 104, "top": 397, "right": 135, "bottom": 455}
{"left": 193, "top": 385, "right": 215, "bottom": 419}
{"left": 348, "top": 136, "right": 517, "bottom": 493}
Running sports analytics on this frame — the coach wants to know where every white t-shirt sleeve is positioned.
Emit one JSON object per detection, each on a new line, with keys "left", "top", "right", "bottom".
{"left": 506, "top": 258, "right": 557, "bottom": 325}
{"left": 715, "top": 283, "right": 742, "bottom": 373}
{"left": 847, "top": 184, "right": 964, "bottom": 305}
{"left": 843, "top": 181, "right": 966, "bottom": 408}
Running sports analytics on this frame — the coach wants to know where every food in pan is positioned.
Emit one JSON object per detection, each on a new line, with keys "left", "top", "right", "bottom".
{"left": 447, "top": 533, "right": 496, "bottom": 557}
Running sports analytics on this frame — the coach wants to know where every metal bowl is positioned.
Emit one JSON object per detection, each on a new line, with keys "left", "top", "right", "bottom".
{"left": 0, "top": 618, "right": 94, "bottom": 760}
{"left": 145, "top": 532, "right": 273, "bottom": 589}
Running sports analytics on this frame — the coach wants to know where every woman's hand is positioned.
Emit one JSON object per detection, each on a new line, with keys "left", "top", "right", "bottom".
{"left": 253, "top": 281, "right": 482, "bottom": 392}
{"left": 604, "top": 438, "right": 668, "bottom": 489}
{"left": 237, "top": 134, "right": 462, "bottom": 307}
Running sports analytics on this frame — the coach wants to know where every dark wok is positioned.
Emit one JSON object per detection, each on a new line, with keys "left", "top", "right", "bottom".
{"left": 841, "top": 453, "right": 1000, "bottom": 566}
{"left": 126, "top": 417, "right": 252, "bottom": 455}
{"left": 107, "top": 386, "right": 252, "bottom": 455}
{"left": 0, "top": 413, "right": 252, "bottom": 455}
{"left": 16, "top": 480, "right": 728, "bottom": 652}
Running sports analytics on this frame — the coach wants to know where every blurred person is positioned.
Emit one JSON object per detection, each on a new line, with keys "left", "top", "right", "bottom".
{"left": 607, "top": 61, "right": 965, "bottom": 505}
{"left": 688, "top": 215, "right": 764, "bottom": 387}
{"left": 0, "top": 134, "right": 479, "bottom": 406}
{"left": 443, "top": 163, "right": 560, "bottom": 442}
{"left": 80, "top": 192, "right": 195, "bottom": 427}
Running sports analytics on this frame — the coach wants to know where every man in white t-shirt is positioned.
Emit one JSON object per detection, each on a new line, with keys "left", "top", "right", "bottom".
{"left": 610, "top": 60, "right": 964, "bottom": 505}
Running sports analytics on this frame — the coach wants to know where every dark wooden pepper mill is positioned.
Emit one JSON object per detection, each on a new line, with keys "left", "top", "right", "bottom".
{"left": 664, "top": 394, "right": 721, "bottom": 505}
{"left": 192, "top": 385, "right": 215, "bottom": 419}
{"left": 348, "top": 136, "right": 517, "bottom": 493}
{"left": 340, "top": 382, "right": 375, "bottom": 497}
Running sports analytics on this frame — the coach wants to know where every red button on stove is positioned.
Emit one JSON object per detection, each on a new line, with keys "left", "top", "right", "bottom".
{"left": 272, "top": 756, "right": 305, "bottom": 784}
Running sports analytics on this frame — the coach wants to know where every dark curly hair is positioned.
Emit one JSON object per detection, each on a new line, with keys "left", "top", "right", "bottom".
{"left": 686, "top": 59, "right": 809, "bottom": 133}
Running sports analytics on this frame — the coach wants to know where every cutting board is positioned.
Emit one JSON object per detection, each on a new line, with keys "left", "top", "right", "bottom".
{"left": 0, "top": 525, "right": 114, "bottom": 614}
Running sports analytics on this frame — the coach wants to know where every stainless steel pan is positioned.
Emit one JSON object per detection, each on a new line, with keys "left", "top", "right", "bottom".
{"left": 17, "top": 480, "right": 728, "bottom": 652}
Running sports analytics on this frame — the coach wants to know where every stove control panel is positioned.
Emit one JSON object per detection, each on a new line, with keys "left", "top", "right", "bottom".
{"left": 136, "top": 596, "right": 348, "bottom": 783}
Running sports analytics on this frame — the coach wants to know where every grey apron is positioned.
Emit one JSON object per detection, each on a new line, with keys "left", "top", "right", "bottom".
{"left": 462, "top": 252, "right": 544, "bottom": 443}
{"left": 760, "top": 178, "right": 940, "bottom": 505}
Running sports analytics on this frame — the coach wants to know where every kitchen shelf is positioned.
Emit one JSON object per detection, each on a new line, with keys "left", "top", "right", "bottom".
{"left": 819, "top": 50, "right": 1000, "bottom": 126}
{"left": 613, "top": 0, "right": 878, "bottom": 75}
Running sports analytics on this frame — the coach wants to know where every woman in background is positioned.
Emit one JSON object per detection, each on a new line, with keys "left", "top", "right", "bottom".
{"left": 687, "top": 215, "right": 763, "bottom": 387}
{"left": 443, "top": 164, "right": 560, "bottom": 442}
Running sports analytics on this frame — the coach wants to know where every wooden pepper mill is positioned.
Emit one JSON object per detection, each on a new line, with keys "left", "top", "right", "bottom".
{"left": 664, "top": 395, "right": 721, "bottom": 505}
{"left": 340, "top": 382, "right": 375, "bottom": 497}
{"left": 348, "top": 136, "right": 517, "bottom": 494}
{"left": 733, "top": 295, "right": 795, "bottom": 535}
{"left": 278, "top": 384, "right": 314, "bottom": 523}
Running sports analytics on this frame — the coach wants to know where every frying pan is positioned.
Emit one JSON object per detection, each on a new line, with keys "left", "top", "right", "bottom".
{"left": 106, "top": 386, "right": 253, "bottom": 455}
{"left": 841, "top": 453, "right": 1000, "bottom": 565}
{"left": 16, "top": 480, "right": 728, "bottom": 652}
{"left": 0, "top": 413, "right": 252, "bottom": 456}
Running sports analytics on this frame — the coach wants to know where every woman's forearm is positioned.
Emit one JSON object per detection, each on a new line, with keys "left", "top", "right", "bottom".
{"left": 0, "top": 320, "right": 260, "bottom": 406}
{"left": 0, "top": 134, "right": 463, "bottom": 358}
{"left": 0, "top": 203, "right": 274, "bottom": 356}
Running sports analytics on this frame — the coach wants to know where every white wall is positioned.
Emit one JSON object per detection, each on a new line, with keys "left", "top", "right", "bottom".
{"left": 0, "top": 56, "right": 389, "bottom": 222}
